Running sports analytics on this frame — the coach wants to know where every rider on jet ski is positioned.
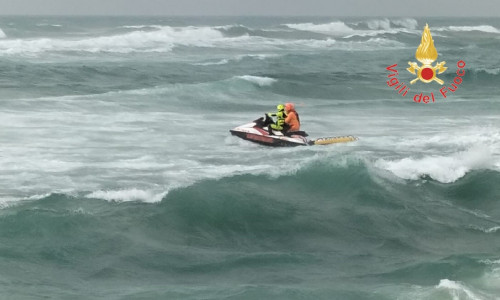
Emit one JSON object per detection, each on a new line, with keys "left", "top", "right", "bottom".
{"left": 266, "top": 104, "right": 286, "bottom": 134}
{"left": 284, "top": 102, "right": 300, "bottom": 132}
{"left": 266, "top": 103, "right": 300, "bottom": 135}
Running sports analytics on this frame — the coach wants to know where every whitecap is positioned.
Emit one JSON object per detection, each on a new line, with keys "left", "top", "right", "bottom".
{"left": 236, "top": 75, "right": 277, "bottom": 87}
{"left": 391, "top": 18, "right": 418, "bottom": 30}
{"left": 193, "top": 59, "right": 230, "bottom": 66}
{"left": 366, "top": 19, "right": 392, "bottom": 30}
{"left": 36, "top": 23, "right": 63, "bottom": 28}
{"left": 285, "top": 21, "right": 355, "bottom": 35}
{"left": 361, "top": 18, "right": 418, "bottom": 30}
{"left": 85, "top": 188, "right": 167, "bottom": 203}
{"left": 477, "top": 67, "right": 500, "bottom": 75}
{"left": 437, "top": 279, "right": 485, "bottom": 300}
{"left": 484, "top": 226, "right": 500, "bottom": 233}
{"left": 120, "top": 25, "right": 163, "bottom": 29}
{"left": 375, "top": 146, "right": 494, "bottom": 183}
{"left": 436, "top": 25, "right": 500, "bottom": 34}
{"left": 0, "top": 25, "right": 225, "bottom": 55}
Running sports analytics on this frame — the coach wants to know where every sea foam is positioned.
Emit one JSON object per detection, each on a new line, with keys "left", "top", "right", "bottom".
{"left": 85, "top": 188, "right": 167, "bottom": 203}
{"left": 437, "top": 279, "right": 485, "bottom": 300}
{"left": 236, "top": 75, "right": 277, "bottom": 86}
{"left": 285, "top": 21, "right": 355, "bottom": 35}
{"left": 436, "top": 25, "right": 500, "bottom": 33}
{"left": 0, "top": 26, "right": 225, "bottom": 54}
{"left": 365, "top": 18, "right": 418, "bottom": 30}
{"left": 375, "top": 146, "right": 494, "bottom": 183}
{"left": 285, "top": 19, "right": 418, "bottom": 39}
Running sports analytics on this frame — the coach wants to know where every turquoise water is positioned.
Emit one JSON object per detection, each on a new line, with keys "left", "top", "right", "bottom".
{"left": 1, "top": 16, "right": 500, "bottom": 299}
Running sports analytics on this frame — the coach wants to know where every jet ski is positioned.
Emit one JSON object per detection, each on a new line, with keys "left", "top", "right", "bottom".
{"left": 230, "top": 115, "right": 357, "bottom": 147}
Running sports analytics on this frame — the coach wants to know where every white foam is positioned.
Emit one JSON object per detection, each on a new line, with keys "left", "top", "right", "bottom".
{"left": 469, "top": 225, "right": 500, "bottom": 234}
{"left": 391, "top": 18, "right": 419, "bottom": 30}
{"left": 480, "top": 259, "right": 500, "bottom": 265}
{"left": 436, "top": 25, "right": 500, "bottom": 34}
{"left": 343, "top": 19, "right": 417, "bottom": 38}
{"left": 85, "top": 189, "right": 167, "bottom": 203}
{"left": 290, "top": 37, "right": 403, "bottom": 50}
{"left": 0, "top": 28, "right": 6, "bottom": 39}
{"left": 193, "top": 59, "right": 230, "bottom": 66}
{"left": 285, "top": 21, "right": 355, "bottom": 35}
{"left": 192, "top": 53, "right": 279, "bottom": 66}
{"left": 0, "top": 25, "right": 225, "bottom": 55}
{"left": 484, "top": 226, "right": 500, "bottom": 233}
{"left": 236, "top": 75, "right": 277, "bottom": 87}
{"left": 285, "top": 19, "right": 418, "bottom": 39}
{"left": 36, "top": 23, "right": 63, "bottom": 28}
{"left": 306, "top": 38, "right": 337, "bottom": 47}
{"left": 363, "top": 18, "right": 418, "bottom": 30}
{"left": 26, "top": 193, "right": 55, "bottom": 201}
{"left": 0, "top": 23, "right": 407, "bottom": 56}
{"left": 375, "top": 146, "right": 494, "bottom": 183}
{"left": 477, "top": 68, "right": 500, "bottom": 75}
{"left": 236, "top": 53, "right": 280, "bottom": 60}
{"left": 120, "top": 25, "right": 163, "bottom": 29}
{"left": 343, "top": 28, "right": 414, "bottom": 38}
{"left": 366, "top": 19, "right": 392, "bottom": 30}
{"left": 214, "top": 24, "right": 250, "bottom": 31}
{"left": 437, "top": 279, "right": 485, "bottom": 300}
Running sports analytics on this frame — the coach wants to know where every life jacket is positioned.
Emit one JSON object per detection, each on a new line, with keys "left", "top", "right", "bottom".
{"left": 276, "top": 111, "right": 286, "bottom": 127}
{"left": 268, "top": 110, "right": 286, "bottom": 128}
{"left": 285, "top": 110, "right": 300, "bottom": 131}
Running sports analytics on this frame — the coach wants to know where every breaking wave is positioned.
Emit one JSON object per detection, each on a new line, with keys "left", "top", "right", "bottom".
{"left": 435, "top": 25, "right": 500, "bottom": 33}
{"left": 436, "top": 279, "right": 487, "bottom": 300}
{"left": 6, "top": 149, "right": 500, "bottom": 206}
{"left": 0, "top": 23, "right": 407, "bottom": 56}
{"left": 192, "top": 54, "right": 279, "bottom": 66}
{"left": 85, "top": 188, "right": 167, "bottom": 203}
{"left": 362, "top": 18, "right": 419, "bottom": 30}
{"left": 0, "top": 26, "right": 227, "bottom": 55}
{"left": 285, "top": 19, "right": 419, "bottom": 38}
{"left": 375, "top": 146, "right": 494, "bottom": 183}
{"left": 235, "top": 75, "right": 277, "bottom": 86}
{"left": 285, "top": 21, "right": 356, "bottom": 35}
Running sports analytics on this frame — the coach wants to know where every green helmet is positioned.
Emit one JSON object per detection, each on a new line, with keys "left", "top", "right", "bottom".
{"left": 277, "top": 104, "right": 285, "bottom": 111}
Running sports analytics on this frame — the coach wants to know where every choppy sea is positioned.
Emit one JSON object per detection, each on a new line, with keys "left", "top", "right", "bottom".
{"left": 1, "top": 16, "right": 500, "bottom": 299}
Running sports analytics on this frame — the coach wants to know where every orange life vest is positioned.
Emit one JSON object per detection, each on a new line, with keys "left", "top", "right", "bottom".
{"left": 285, "top": 110, "right": 300, "bottom": 131}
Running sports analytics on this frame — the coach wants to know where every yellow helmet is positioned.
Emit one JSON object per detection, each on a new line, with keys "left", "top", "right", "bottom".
{"left": 277, "top": 104, "right": 284, "bottom": 111}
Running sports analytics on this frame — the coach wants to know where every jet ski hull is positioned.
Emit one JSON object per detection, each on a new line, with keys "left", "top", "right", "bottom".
{"left": 230, "top": 128, "right": 308, "bottom": 147}
{"left": 230, "top": 117, "right": 357, "bottom": 147}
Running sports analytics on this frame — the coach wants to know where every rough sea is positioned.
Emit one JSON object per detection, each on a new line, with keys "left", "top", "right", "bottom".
{"left": 1, "top": 16, "right": 500, "bottom": 299}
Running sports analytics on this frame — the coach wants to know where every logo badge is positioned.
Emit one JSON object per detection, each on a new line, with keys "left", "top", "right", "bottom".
{"left": 384, "top": 23, "right": 466, "bottom": 103}
{"left": 407, "top": 24, "right": 447, "bottom": 85}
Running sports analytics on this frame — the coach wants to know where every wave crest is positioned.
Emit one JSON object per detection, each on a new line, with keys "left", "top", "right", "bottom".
{"left": 85, "top": 188, "right": 167, "bottom": 203}
{"left": 0, "top": 22, "right": 411, "bottom": 56}
{"left": 284, "top": 19, "right": 418, "bottom": 38}
{"left": 236, "top": 75, "right": 277, "bottom": 86}
{"left": 375, "top": 146, "right": 494, "bottom": 183}
{"left": 365, "top": 18, "right": 418, "bottom": 30}
{"left": 436, "top": 25, "right": 500, "bottom": 33}
{"left": 437, "top": 279, "right": 485, "bottom": 300}
{"left": 285, "top": 21, "right": 355, "bottom": 35}
{"left": 0, "top": 25, "right": 225, "bottom": 55}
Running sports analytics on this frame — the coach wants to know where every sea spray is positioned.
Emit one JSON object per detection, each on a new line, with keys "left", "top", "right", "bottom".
{"left": 375, "top": 146, "right": 494, "bottom": 183}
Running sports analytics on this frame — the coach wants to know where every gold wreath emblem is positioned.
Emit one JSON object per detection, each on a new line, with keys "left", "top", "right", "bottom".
{"left": 407, "top": 24, "right": 447, "bottom": 84}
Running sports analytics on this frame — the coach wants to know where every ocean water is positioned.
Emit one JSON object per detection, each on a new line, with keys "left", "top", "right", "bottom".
{"left": 1, "top": 15, "right": 500, "bottom": 299}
